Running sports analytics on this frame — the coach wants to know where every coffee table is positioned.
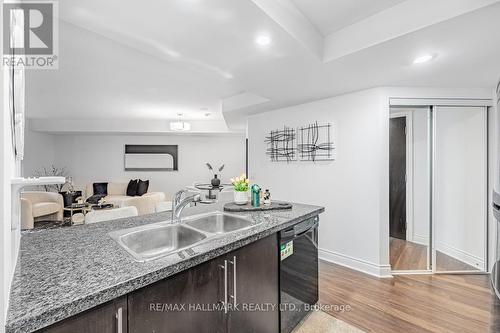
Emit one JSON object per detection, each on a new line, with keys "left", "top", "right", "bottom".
{"left": 64, "top": 203, "right": 115, "bottom": 225}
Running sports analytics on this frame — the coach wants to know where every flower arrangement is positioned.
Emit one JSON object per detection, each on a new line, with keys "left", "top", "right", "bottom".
{"left": 230, "top": 174, "right": 250, "bottom": 192}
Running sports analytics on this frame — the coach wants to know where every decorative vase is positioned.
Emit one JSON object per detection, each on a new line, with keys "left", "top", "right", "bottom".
{"left": 234, "top": 191, "right": 248, "bottom": 205}
{"left": 211, "top": 174, "right": 221, "bottom": 187}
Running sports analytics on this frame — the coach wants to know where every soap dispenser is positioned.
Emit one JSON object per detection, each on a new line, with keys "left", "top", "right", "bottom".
{"left": 251, "top": 184, "right": 261, "bottom": 207}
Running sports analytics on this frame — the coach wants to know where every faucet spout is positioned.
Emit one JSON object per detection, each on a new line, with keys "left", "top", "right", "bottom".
{"left": 171, "top": 190, "right": 201, "bottom": 223}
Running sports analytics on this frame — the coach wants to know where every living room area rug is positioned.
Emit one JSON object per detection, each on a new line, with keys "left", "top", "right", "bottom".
{"left": 292, "top": 311, "right": 365, "bottom": 333}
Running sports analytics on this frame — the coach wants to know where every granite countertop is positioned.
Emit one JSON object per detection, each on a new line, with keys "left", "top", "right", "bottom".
{"left": 6, "top": 201, "right": 324, "bottom": 333}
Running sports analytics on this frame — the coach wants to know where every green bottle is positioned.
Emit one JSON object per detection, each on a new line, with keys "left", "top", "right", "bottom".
{"left": 251, "top": 184, "right": 261, "bottom": 207}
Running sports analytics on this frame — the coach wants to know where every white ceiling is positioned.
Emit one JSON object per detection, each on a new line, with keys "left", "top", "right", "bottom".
{"left": 25, "top": 0, "right": 500, "bottom": 132}
{"left": 291, "top": 0, "right": 407, "bottom": 36}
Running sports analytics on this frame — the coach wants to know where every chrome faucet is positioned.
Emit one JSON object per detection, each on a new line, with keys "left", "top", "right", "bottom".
{"left": 171, "top": 190, "right": 201, "bottom": 223}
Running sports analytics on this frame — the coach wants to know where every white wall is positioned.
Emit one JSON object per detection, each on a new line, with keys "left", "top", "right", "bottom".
{"left": 248, "top": 88, "right": 391, "bottom": 277}
{"left": 22, "top": 133, "right": 246, "bottom": 198}
{"left": 1, "top": 68, "right": 22, "bottom": 332}
{"left": 22, "top": 127, "right": 56, "bottom": 177}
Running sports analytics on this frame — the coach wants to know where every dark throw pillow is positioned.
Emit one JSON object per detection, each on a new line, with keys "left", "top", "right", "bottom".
{"left": 86, "top": 194, "right": 105, "bottom": 205}
{"left": 93, "top": 182, "right": 108, "bottom": 196}
{"left": 126, "top": 179, "right": 139, "bottom": 196}
{"left": 136, "top": 179, "right": 149, "bottom": 196}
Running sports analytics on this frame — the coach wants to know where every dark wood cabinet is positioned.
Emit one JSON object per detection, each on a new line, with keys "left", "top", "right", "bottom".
{"left": 40, "top": 296, "right": 127, "bottom": 333}
{"left": 37, "top": 234, "right": 279, "bottom": 333}
{"left": 128, "top": 234, "right": 279, "bottom": 333}
{"left": 128, "top": 257, "right": 224, "bottom": 333}
{"left": 227, "top": 234, "right": 279, "bottom": 333}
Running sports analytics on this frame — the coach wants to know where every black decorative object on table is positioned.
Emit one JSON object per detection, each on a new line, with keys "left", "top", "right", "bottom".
{"left": 91, "top": 203, "right": 114, "bottom": 210}
{"left": 211, "top": 175, "right": 221, "bottom": 187}
{"left": 265, "top": 126, "right": 296, "bottom": 162}
{"left": 297, "top": 121, "right": 335, "bottom": 162}
{"left": 206, "top": 163, "right": 224, "bottom": 187}
{"left": 60, "top": 191, "right": 83, "bottom": 208}
{"left": 86, "top": 194, "right": 106, "bottom": 205}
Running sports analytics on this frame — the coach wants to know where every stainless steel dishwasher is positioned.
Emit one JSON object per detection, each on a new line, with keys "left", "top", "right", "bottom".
{"left": 279, "top": 216, "right": 319, "bottom": 333}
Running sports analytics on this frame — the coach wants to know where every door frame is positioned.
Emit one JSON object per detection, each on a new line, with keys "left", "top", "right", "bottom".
{"left": 390, "top": 111, "right": 413, "bottom": 243}
{"left": 389, "top": 99, "right": 492, "bottom": 276}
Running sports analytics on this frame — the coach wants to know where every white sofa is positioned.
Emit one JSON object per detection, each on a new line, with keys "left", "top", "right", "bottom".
{"left": 85, "top": 183, "right": 166, "bottom": 215}
{"left": 21, "top": 191, "right": 64, "bottom": 230}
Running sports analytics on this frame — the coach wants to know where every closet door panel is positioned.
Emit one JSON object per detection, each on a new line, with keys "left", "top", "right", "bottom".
{"left": 434, "top": 106, "right": 487, "bottom": 272}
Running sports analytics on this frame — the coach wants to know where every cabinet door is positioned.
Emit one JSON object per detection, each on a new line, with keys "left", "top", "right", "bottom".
{"left": 228, "top": 234, "right": 279, "bottom": 333}
{"left": 40, "top": 296, "right": 127, "bottom": 333}
{"left": 128, "top": 258, "right": 224, "bottom": 333}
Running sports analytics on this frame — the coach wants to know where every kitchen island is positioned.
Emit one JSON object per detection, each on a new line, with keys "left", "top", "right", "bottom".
{"left": 6, "top": 201, "right": 324, "bottom": 333}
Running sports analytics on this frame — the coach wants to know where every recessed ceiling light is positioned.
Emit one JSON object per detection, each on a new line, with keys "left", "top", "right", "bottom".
{"left": 413, "top": 54, "right": 435, "bottom": 64}
{"left": 170, "top": 113, "right": 191, "bottom": 131}
{"left": 255, "top": 35, "right": 272, "bottom": 47}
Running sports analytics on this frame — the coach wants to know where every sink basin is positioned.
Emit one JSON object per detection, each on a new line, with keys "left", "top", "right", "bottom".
{"left": 110, "top": 212, "right": 256, "bottom": 262}
{"left": 185, "top": 212, "right": 253, "bottom": 234}
{"left": 110, "top": 223, "right": 208, "bottom": 262}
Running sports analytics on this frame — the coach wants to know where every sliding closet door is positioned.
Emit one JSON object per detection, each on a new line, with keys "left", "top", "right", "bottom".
{"left": 433, "top": 106, "right": 487, "bottom": 272}
{"left": 389, "top": 107, "right": 432, "bottom": 272}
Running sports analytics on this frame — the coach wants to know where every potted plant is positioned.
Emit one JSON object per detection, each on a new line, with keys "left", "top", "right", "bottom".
{"left": 206, "top": 163, "right": 224, "bottom": 187}
{"left": 230, "top": 173, "right": 250, "bottom": 205}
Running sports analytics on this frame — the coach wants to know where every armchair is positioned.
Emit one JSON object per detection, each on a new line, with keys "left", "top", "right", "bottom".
{"left": 20, "top": 191, "right": 64, "bottom": 230}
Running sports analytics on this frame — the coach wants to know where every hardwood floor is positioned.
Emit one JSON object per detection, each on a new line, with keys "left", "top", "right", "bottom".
{"left": 436, "top": 250, "right": 480, "bottom": 272}
{"left": 390, "top": 238, "right": 478, "bottom": 272}
{"left": 390, "top": 237, "right": 428, "bottom": 270}
{"left": 319, "top": 261, "right": 500, "bottom": 333}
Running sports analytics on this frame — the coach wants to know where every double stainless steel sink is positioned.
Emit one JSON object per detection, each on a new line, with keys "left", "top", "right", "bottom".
{"left": 109, "top": 212, "right": 255, "bottom": 262}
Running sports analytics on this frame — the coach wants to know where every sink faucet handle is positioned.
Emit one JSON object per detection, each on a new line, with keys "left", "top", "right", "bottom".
{"left": 173, "top": 190, "right": 187, "bottom": 204}
{"left": 172, "top": 191, "right": 203, "bottom": 223}
{"left": 172, "top": 190, "right": 186, "bottom": 216}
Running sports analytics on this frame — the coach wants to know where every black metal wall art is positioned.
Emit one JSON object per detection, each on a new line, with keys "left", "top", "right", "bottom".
{"left": 265, "top": 126, "right": 296, "bottom": 162}
{"left": 297, "top": 122, "right": 335, "bottom": 161}
{"left": 265, "top": 122, "right": 335, "bottom": 162}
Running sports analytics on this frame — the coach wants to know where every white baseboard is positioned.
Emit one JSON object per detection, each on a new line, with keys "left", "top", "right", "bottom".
{"left": 436, "top": 241, "right": 484, "bottom": 270}
{"left": 412, "top": 234, "right": 429, "bottom": 246}
{"left": 319, "top": 248, "right": 392, "bottom": 278}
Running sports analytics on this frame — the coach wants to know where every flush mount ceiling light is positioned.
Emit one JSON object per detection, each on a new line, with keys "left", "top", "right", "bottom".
{"left": 170, "top": 113, "right": 191, "bottom": 131}
{"left": 255, "top": 34, "right": 272, "bottom": 47}
{"left": 413, "top": 54, "right": 436, "bottom": 64}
